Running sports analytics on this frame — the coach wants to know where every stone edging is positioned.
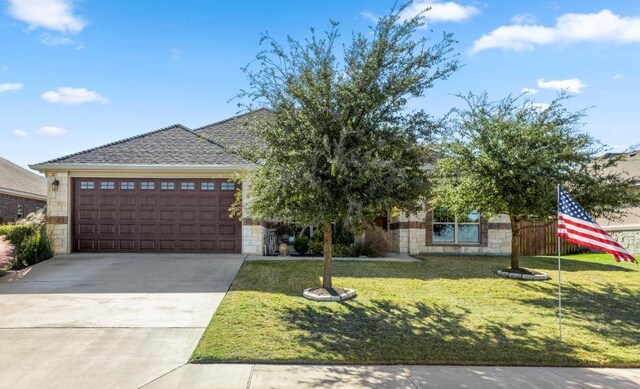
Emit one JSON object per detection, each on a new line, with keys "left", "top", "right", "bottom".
{"left": 303, "top": 288, "right": 356, "bottom": 302}
{"left": 496, "top": 269, "right": 549, "bottom": 281}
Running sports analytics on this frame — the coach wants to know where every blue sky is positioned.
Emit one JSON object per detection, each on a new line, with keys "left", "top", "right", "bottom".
{"left": 1, "top": 0, "right": 639, "bottom": 171}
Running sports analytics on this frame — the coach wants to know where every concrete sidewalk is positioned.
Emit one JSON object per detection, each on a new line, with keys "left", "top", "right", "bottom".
{"left": 143, "top": 364, "right": 640, "bottom": 388}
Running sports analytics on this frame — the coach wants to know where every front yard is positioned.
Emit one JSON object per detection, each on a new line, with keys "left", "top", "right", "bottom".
{"left": 191, "top": 254, "right": 639, "bottom": 367}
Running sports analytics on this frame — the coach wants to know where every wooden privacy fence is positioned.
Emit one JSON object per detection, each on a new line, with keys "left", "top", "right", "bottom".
{"left": 517, "top": 220, "right": 581, "bottom": 256}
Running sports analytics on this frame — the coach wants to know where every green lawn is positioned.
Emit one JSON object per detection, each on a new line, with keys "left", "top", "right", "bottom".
{"left": 191, "top": 254, "right": 639, "bottom": 366}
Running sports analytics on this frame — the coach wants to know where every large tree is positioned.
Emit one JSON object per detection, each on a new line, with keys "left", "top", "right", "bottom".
{"left": 235, "top": 3, "right": 459, "bottom": 290}
{"left": 433, "top": 92, "right": 640, "bottom": 270}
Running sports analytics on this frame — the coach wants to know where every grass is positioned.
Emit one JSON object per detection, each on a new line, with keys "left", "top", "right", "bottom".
{"left": 191, "top": 253, "right": 640, "bottom": 366}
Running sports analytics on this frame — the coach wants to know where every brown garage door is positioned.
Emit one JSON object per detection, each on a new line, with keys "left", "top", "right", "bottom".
{"left": 72, "top": 178, "right": 241, "bottom": 253}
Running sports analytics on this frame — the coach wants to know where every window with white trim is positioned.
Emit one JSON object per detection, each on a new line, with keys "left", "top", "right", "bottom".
{"left": 433, "top": 208, "right": 480, "bottom": 244}
{"left": 221, "top": 182, "right": 235, "bottom": 191}
{"left": 16, "top": 204, "right": 23, "bottom": 219}
{"left": 181, "top": 182, "right": 195, "bottom": 190}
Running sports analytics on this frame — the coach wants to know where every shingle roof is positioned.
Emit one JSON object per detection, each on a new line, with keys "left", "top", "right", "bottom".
{"left": 34, "top": 124, "right": 250, "bottom": 167}
{"left": 602, "top": 152, "right": 640, "bottom": 182}
{"left": 195, "top": 109, "right": 271, "bottom": 149}
{"left": 0, "top": 157, "right": 47, "bottom": 199}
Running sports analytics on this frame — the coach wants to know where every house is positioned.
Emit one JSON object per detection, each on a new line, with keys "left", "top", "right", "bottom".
{"left": 0, "top": 157, "right": 47, "bottom": 224}
{"left": 30, "top": 110, "right": 512, "bottom": 255}
{"left": 596, "top": 152, "right": 640, "bottom": 253}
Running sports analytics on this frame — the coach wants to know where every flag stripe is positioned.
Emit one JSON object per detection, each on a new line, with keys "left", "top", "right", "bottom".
{"left": 558, "top": 186, "right": 637, "bottom": 264}
{"left": 559, "top": 218, "right": 625, "bottom": 249}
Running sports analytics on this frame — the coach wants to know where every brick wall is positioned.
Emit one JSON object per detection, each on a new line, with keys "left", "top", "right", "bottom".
{"left": 0, "top": 193, "right": 46, "bottom": 224}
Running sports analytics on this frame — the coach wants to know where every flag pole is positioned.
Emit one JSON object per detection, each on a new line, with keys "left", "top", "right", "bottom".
{"left": 557, "top": 183, "right": 562, "bottom": 342}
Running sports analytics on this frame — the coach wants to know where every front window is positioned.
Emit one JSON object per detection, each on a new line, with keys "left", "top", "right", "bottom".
{"left": 433, "top": 208, "right": 480, "bottom": 244}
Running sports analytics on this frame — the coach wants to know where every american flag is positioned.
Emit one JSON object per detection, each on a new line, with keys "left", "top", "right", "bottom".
{"left": 558, "top": 187, "right": 637, "bottom": 264}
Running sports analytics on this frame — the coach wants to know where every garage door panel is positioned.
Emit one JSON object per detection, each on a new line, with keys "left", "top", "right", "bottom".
{"left": 73, "top": 178, "right": 241, "bottom": 253}
{"left": 140, "top": 224, "right": 157, "bottom": 235}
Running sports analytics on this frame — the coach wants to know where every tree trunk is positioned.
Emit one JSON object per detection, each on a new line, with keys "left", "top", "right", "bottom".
{"left": 510, "top": 216, "right": 520, "bottom": 270}
{"left": 322, "top": 221, "right": 333, "bottom": 290}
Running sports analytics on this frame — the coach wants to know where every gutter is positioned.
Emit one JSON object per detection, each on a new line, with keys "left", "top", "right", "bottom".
{"left": 0, "top": 187, "right": 47, "bottom": 201}
{"left": 29, "top": 163, "right": 255, "bottom": 173}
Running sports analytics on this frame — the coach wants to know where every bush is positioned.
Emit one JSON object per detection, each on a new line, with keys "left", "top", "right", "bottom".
{"left": 361, "top": 225, "right": 390, "bottom": 257}
{"left": 309, "top": 231, "right": 324, "bottom": 255}
{"left": 333, "top": 243, "right": 352, "bottom": 258}
{"left": 0, "top": 224, "right": 53, "bottom": 269}
{"left": 20, "top": 227, "right": 54, "bottom": 267}
{"left": 16, "top": 209, "right": 46, "bottom": 228}
{"left": 293, "top": 235, "right": 310, "bottom": 254}
{"left": 351, "top": 240, "right": 380, "bottom": 257}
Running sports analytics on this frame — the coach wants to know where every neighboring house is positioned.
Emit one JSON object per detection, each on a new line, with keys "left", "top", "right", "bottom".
{"left": 0, "top": 157, "right": 47, "bottom": 224}
{"left": 596, "top": 152, "right": 640, "bottom": 253}
{"left": 30, "top": 110, "right": 511, "bottom": 255}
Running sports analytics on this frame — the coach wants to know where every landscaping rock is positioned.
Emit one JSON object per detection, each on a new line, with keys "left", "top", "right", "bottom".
{"left": 496, "top": 269, "right": 549, "bottom": 281}
{"left": 303, "top": 287, "right": 356, "bottom": 302}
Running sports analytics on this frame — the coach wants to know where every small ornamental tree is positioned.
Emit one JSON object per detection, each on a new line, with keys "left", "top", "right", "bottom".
{"left": 235, "top": 3, "right": 459, "bottom": 290}
{"left": 433, "top": 92, "right": 640, "bottom": 270}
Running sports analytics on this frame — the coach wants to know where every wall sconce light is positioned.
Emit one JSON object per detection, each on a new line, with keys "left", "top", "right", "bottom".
{"left": 51, "top": 179, "right": 59, "bottom": 191}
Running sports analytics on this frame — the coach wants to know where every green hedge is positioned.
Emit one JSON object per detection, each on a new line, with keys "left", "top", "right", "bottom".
{"left": 0, "top": 225, "right": 54, "bottom": 268}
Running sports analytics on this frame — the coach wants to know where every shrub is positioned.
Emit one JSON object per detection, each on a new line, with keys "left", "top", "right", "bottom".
{"left": 0, "top": 224, "right": 54, "bottom": 269}
{"left": 275, "top": 224, "right": 293, "bottom": 236}
{"left": 333, "top": 243, "right": 352, "bottom": 258}
{"left": 309, "top": 231, "right": 324, "bottom": 255}
{"left": 16, "top": 209, "right": 46, "bottom": 228}
{"left": 362, "top": 225, "right": 390, "bottom": 257}
{"left": 20, "top": 227, "right": 54, "bottom": 267}
{"left": 293, "top": 235, "right": 310, "bottom": 254}
{"left": 351, "top": 240, "right": 379, "bottom": 257}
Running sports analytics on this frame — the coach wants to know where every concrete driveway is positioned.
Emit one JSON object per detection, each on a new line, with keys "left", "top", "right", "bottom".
{"left": 0, "top": 253, "right": 245, "bottom": 389}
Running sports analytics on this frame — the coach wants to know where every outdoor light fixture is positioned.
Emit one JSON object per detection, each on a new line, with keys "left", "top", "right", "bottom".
{"left": 51, "top": 179, "right": 59, "bottom": 191}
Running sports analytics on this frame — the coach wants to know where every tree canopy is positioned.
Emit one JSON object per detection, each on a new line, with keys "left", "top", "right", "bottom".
{"left": 235, "top": 3, "right": 459, "bottom": 288}
{"left": 433, "top": 92, "right": 640, "bottom": 269}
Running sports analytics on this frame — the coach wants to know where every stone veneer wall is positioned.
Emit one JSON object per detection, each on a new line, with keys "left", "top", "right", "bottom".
{"left": 240, "top": 181, "right": 265, "bottom": 255}
{"left": 45, "top": 172, "right": 70, "bottom": 254}
{"left": 390, "top": 212, "right": 512, "bottom": 255}
{"left": 606, "top": 227, "right": 640, "bottom": 254}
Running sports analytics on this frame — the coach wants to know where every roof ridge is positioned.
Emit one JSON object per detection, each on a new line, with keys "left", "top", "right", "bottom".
{"left": 36, "top": 123, "right": 194, "bottom": 165}
{"left": 193, "top": 108, "right": 270, "bottom": 132}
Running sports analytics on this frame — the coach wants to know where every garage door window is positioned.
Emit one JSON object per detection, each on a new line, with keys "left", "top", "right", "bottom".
{"left": 141, "top": 182, "right": 155, "bottom": 190}
{"left": 121, "top": 181, "right": 135, "bottom": 190}
{"left": 181, "top": 182, "right": 195, "bottom": 190}
{"left": 80, "top": 181, "right": 95, "bottom": 190}
{"left": 100, "top": 181, "right": 115, "bottom": 190}
{"left": 221, "top": 182, "right": 235, "bottom": 191}
{"left": 201, "top": 182, "right": 215, "bottom": 191}
{"left": 161, "top": 182, "right": 175, "bottom": 190}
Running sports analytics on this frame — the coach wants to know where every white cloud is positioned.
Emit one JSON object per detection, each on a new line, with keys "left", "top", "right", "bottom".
{"left": 37, "top": 126, "right": 66, "bottom": 136}
{"left": 361, "top": 11, "right": 379, "bottom": 23}
{"left": 471, "top": 9, "right": 640, "bottom": 53}
{"left": 40, "top": 34, "right": 84, "bottom": 49}
{"left": 41, "top": 87, "right": 110, "bottom": 105}
{"left": 531, "top": 102, "right": 551, "bottom": 111}
{"left": 612, "top": 73, "right": 625, "bottom": 80}
{"left": 7, "top": 0, "right": 86, "bottom": 34}
{"left": 0, "top": 66, "right": 7, "bottom": 72}
{"left": 11, "top": 129, "right": 28, "bottom": 137}
{"left": 0, "top": 82, "right": 23, "bottom": 92}
{"left": 536, "top": 78, "right": 586, "bottom": 94}
{"left": 521, "top": 87, "right": 538, "bottom": 95}
{"left": 399, "top": 1, "right": 480, "bottom": 24}
{"left": 511, "top": 13, "right": 537, "bottom": 25}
